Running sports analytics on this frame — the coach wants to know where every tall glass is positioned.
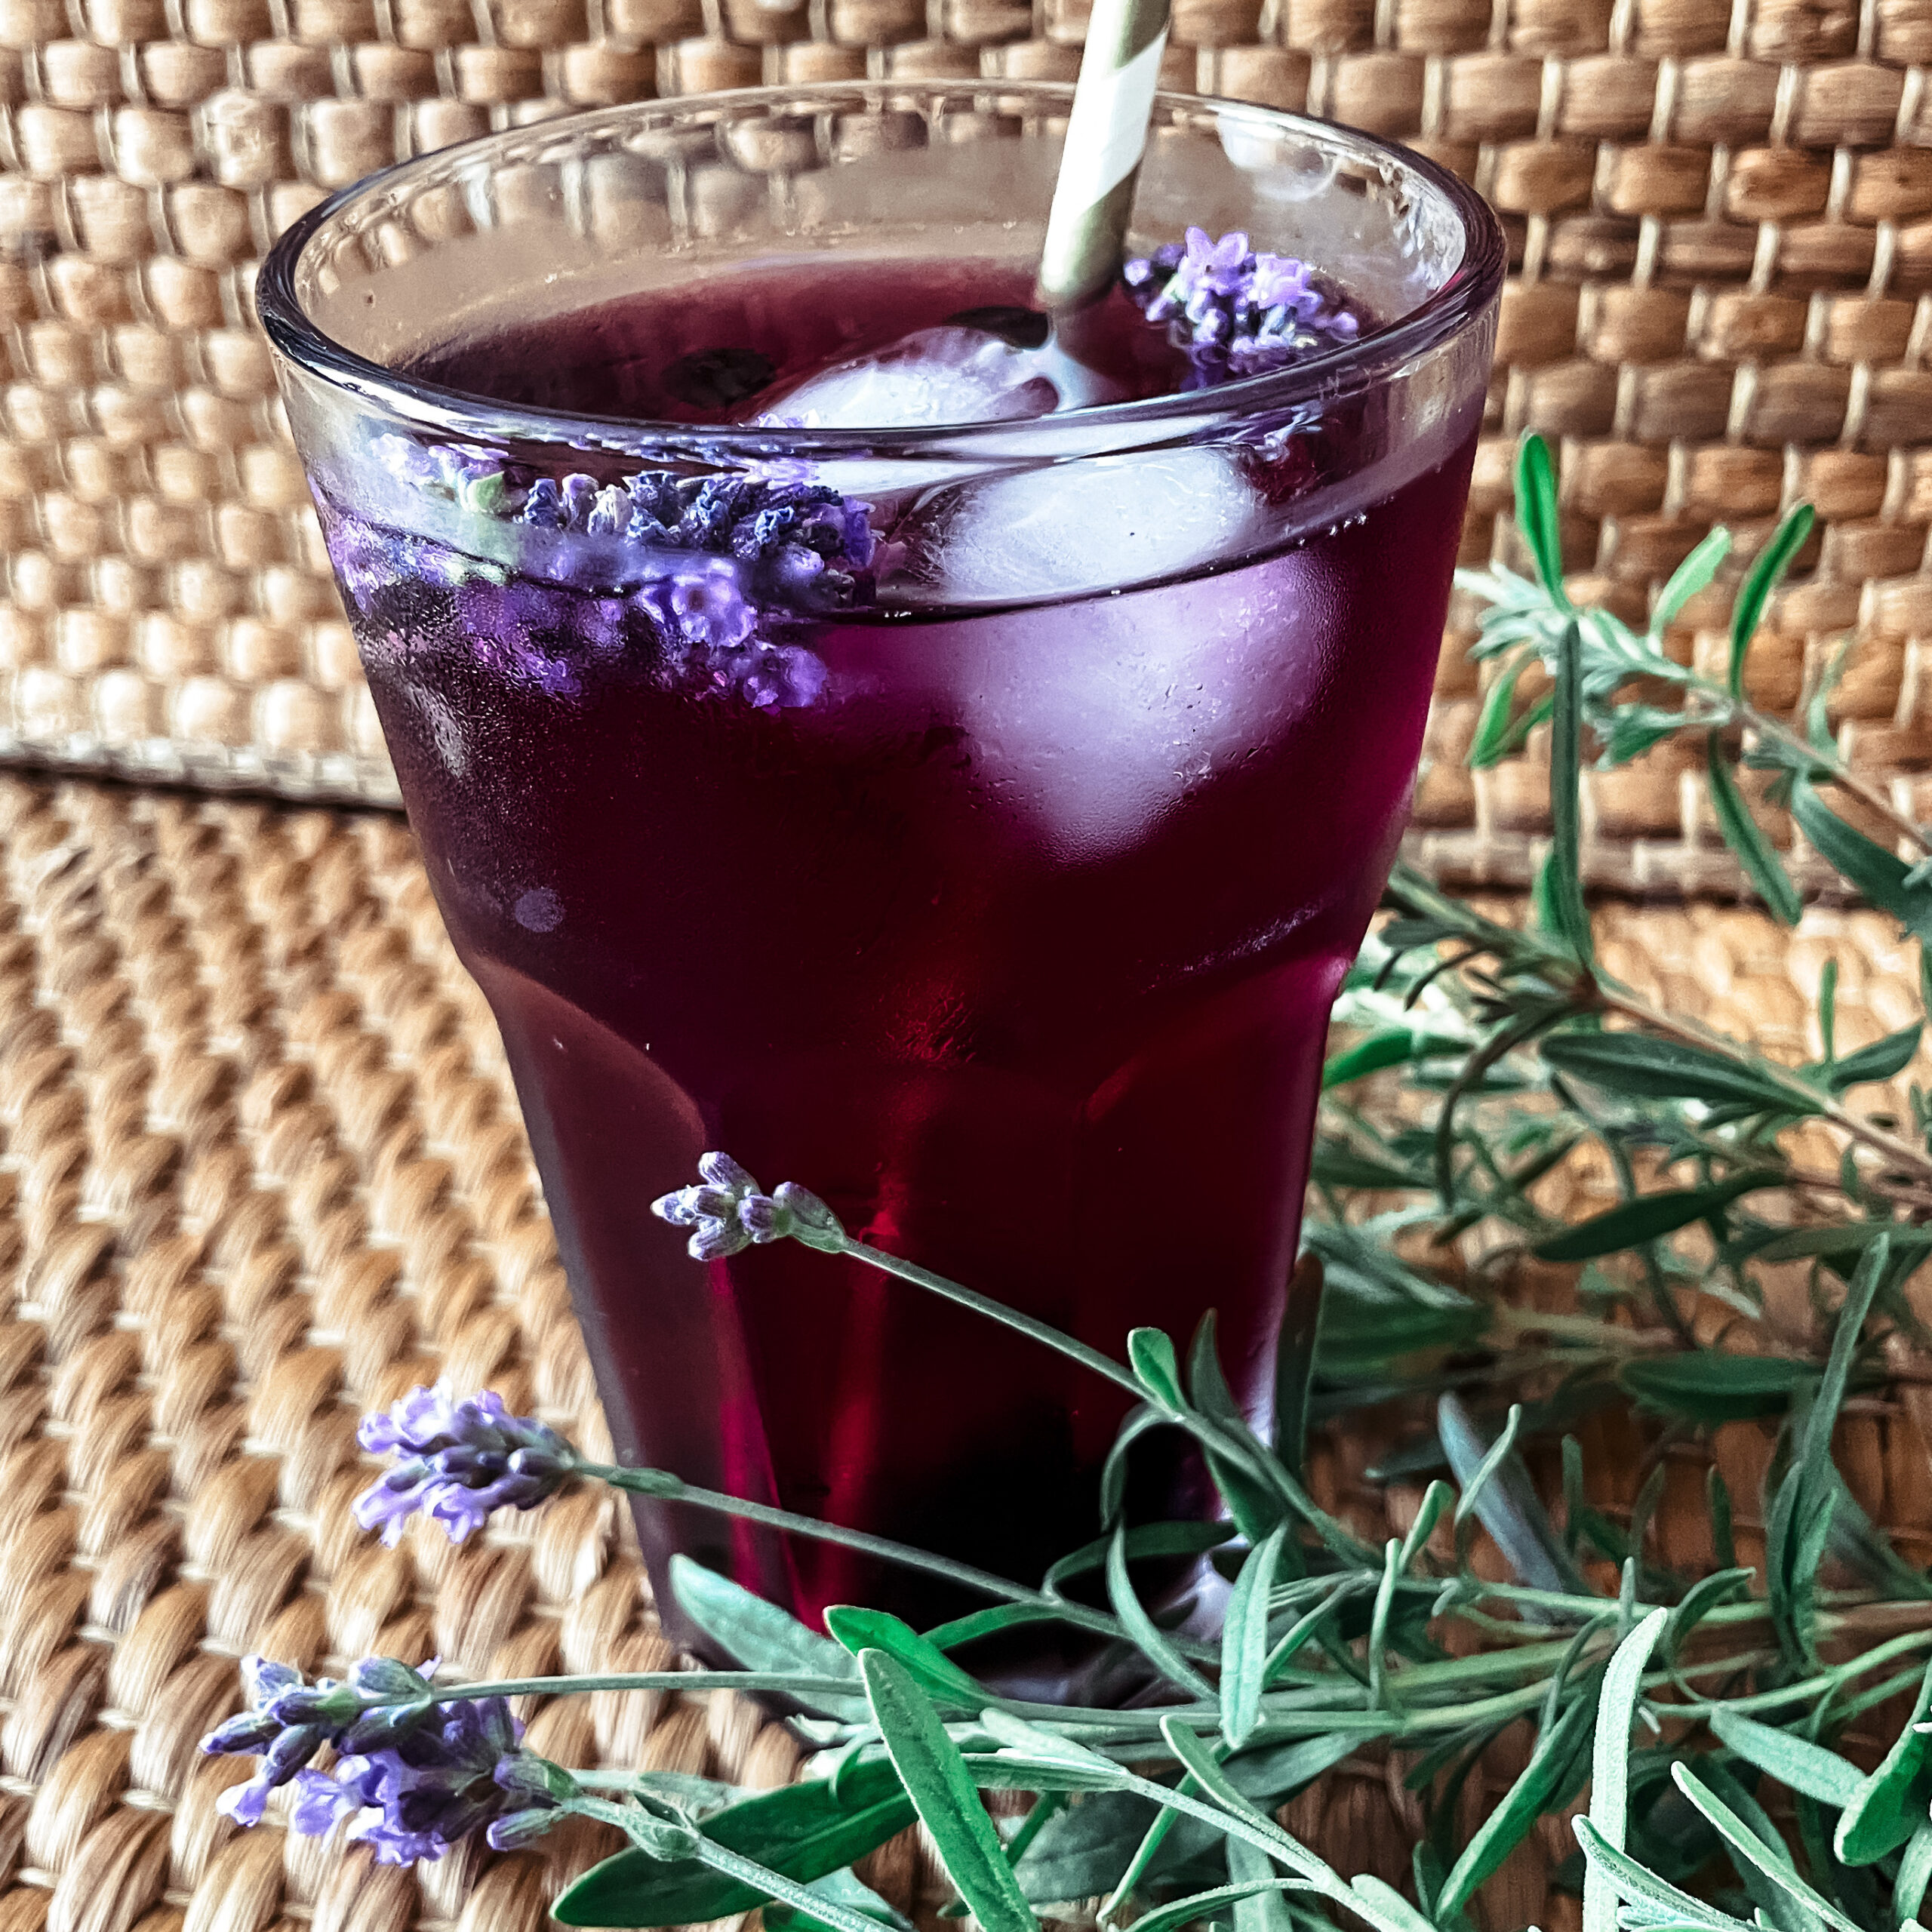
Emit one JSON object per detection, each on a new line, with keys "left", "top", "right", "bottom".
{"left": 260, "top": 83, "right": 1503, "bottom": 1683}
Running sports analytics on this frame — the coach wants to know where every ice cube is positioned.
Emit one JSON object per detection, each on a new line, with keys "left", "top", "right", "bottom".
{"left": 753, "top": 326, "right": 1061, "bottom": 430}
{"left": 891, "top": 447, "right": 1269, "bottom": 605}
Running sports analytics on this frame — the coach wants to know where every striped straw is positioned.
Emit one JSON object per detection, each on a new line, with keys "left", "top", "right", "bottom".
{"left": 1034, "top": 0, "right": 1174, "bottom": 312}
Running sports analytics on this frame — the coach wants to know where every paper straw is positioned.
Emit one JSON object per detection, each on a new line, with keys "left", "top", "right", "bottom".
{"left": 1034, "top": 0, "right": 1174, "bottom": 312}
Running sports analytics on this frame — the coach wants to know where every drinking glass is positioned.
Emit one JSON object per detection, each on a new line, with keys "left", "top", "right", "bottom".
{"left": 260, "top": 82, "right": 1503, "bottom": 1685}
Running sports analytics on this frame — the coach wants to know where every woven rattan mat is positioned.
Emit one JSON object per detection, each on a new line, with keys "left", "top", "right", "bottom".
{"left": 0, "top": 769, "right": 1929, "bottom": 1932}
{"left": 2, "top": 0, "right": 1931, "bottom": 883}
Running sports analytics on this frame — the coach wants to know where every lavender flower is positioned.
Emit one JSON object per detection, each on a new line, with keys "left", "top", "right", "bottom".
{"left": 651, "top": 1153, "right": 846, "bottom": 1260}
{"left": 288, "top": 1695, "right": 571, "bottom": 1863}
{"left": 1123, "top": 229, "right": 1364, "bottom": 386}
{"left": 205, "top": 1654, "right": 570, "bottom": 1863}
{"left": 337, "top": 454, "right": 876, "bottom": 712}
{"left": 202, "top": 1655, "right": 377, "bottom": 1825}
{"left": 354, "top": 1386, "right": 576, "bottom": 1546}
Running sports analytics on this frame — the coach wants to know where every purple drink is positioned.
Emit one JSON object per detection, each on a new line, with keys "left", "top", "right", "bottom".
{"left": 263, "top": 86, "right": 1503, "bottom": 1685}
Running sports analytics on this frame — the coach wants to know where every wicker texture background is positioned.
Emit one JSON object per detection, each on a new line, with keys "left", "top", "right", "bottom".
{"left": 0, "top": 768, "right": 1918, "bottom": 1932}
{"left": 0, "top": 0, "right": 1927, "bottom": 875}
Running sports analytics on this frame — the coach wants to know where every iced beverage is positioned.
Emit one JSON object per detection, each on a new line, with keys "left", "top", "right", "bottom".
{"left": 262, "top": 85, "right": 1503, "bottom": 1680}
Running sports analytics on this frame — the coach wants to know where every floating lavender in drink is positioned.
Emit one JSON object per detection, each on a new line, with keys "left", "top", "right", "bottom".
{"left": 262, "top": 86, "right": 1502, "bottom": 1691}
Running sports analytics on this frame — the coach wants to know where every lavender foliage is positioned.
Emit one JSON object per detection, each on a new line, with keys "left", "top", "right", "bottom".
{"left": 1124, "top": 228, "right": 1363, "bottom": 385}
{"left": 354, "top": 1386, "right": 576, "bottom": 1546}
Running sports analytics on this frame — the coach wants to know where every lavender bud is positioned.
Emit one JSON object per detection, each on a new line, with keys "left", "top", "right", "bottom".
{"left": 736, "top": 1192, "right": 786, "bottom": 1241}
{"left": 689, "top": 1218, "right": 753, "bottom": 1262}
{"left": 773, "top": 1183, "right": 843, "bottom": 1242}
{"left": 697, "top": 1151, "right": 760, "bottom": 1195}
{"left": 487, "top": 1807, "right": 565, "bottom": 1851}
{"left": 652, "top": 1186, "right": 706, "bottom": 1226}
{"left": 496, "top": 1755, "right": 580, "bottom": 1804}
{"left": 336, "top": 1700, "right": 435, "bottom": 1754}
{"left": 270, "top": 1682, "right": 360, "bottom": 1725}
{"left": 201, "top": 1709, "right": 285, "bottom": 1756}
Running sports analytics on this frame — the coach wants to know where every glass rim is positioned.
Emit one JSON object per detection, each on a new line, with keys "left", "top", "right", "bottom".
{"left": 257, "top": 80, "right": 1507, "bottom": 457}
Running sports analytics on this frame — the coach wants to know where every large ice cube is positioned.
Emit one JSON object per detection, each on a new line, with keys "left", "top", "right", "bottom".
{"left": 891, "top": 447, "right": 1269, "bottom": 605}
{"left": 754, "top": 325, "right": 1061, "bottom": 429}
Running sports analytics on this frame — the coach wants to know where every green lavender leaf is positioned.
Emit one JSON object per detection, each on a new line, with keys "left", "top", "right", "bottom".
{"left": 1768, "top": 1234, "right": 1888, "bottom": 1669}
{"left": 1437, "top": 1672, "right": 1598, "bottom": 1914}
{"left": 1128, "top": 1329, "right": 1186, "bottom": 1407}
{"left": 1574, "top": 1818, "right": 1754, "bottom": 1932}
{"left": 1824, "top": 1023, "right": 1923, "bottom": 1093}
{"left": 1516, "top": 434, "right": 1568, "bottom": 603}
{"left": 1120, "top": 1875, "right": 1312, "bottom": 1932}
{"left": 1756, "top": 1224, "right": 1932, "bottom": 1261}
{"left": 1583, "top": 1608, "right": 1672, "bottom": 1932}
{"left": 1535, "top": 1173, "right": 1780, "bottom": 1261}
{"left": 857, "top": 1649, "right": 1040, "bottom": 1932}
{"left": 1440, "top": 1393, "right": 1585, "bottom": 1596}
{"left": 1709, "top": 1709, "right": 1864, "bottom": 1807}
{"left": 1894, "top": 1820, "right": 1932, "bottom": 1922}
{"left": 1835, "top": 1653, "right": 1932, "bottom": 1864}
{"left": 1323, "top": 1026, "right": 1466, "bottom": 1089}
{"left": 1540, "top": 1032, "right": 1805, "bottom": 1113}
{"left": 1549, "top": 617, "right": 1595, "bottom": 964}
{"left": 1221, "top": 1524, "right": 1287, "bottom": 1749}
{"left": 1655, "top": 528, "right": 1730, "bottom": 632}
{"left": 1620, "top": 1352, "right": 1821, "bottom": 1423}
{"left": 670, "top": 1557, "right": 868, "bottom": 1720}
{"left": 762, "top": 1869, "right": 913, "bottom": 1932}
{"left": 1098, "top": 1404, "right": 1172, "bottom": 1526}
{"left": 1694, "top": 1761, "right": 1825, "bottom": 1932}
{"left": 1660, "top": 1567, "right": 1752, "bottom": 1670}
{"left": 1673, "top": 1765, "right": 1862, "bottom": 1932}
{"left": 552, "top": 1764, "right": 915, "bottom": 1927}
{"left": 1044, "top": 1519, "right": 1236, "bottom": 1597}
{"left": 823, "top": 1607, "right": 983, "bottom": 1706}
{"left": 1013, "top": 1792, "right": 1161, "bottom": 1904}
{"left": 1107, "top": 1524, "right": 1216, "bottom": 1699}
{"left": 1229, "top": 1835, "right": 1299, "bottom": 1932}
{"left": 1273, "top": 1251, "right": 1325, "bottom": 1482}
{"left": 1706, "top": 737, "right": 1803, "bottom": 925}
{"left": 1790, "top": 781, "right": 1932, "bottom": 943}
{"left": 1730, "top": 505, "right": 1816, "bottom": 697}
{"left": 1397, "top": 1480, "right": 1454, "bottom": 1571}
{"left": 1187, "top": 1312, "right": 1246, "bottom": 1427}
{"left": 1470, "top": 652, "right": 1535, "bottom": 768}
{"left": 919, "top": 1604, "right": 1060, "bottom": 1653}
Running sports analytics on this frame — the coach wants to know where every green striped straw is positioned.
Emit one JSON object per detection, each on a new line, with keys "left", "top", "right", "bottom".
{"left": 1034, "top": 0, "right": 1175, "bottom": 312}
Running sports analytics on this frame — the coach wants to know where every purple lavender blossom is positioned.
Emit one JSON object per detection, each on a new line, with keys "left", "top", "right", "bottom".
{"left": 651, "top": 1153, "right": 845, "bottom": 1261}
{"left": 287, "top": 1695, "right": 568, "bottom": 1863}
{"left": 205, "top": 1654, "right": 569, "bottom": 1863}
{"left": 1122, "top": 230, "right": 1365, "bottom": 386}
{"left": 354, "top": 1386, "right": 575, "bottom": 1546}
{"left": 202, "top": 1655, "right": 375, "bottom": 1825}
{"left": 340, "top": 453, "right": 876, "bottom": 712}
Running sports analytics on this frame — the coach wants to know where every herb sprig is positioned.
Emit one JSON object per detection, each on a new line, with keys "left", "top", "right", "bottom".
{"left": 202, "top": 436, "right": 1932, "bottom": 1932}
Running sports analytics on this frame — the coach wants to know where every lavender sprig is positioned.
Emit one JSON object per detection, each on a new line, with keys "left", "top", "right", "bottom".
{"left": 648, "top": 1155, "right": 1368, "bottom": 1566}
{"left": 650, "top": 1152, "right": 846, "bottom": 1260}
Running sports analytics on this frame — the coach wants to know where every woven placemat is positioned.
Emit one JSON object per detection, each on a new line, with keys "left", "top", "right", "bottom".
{"left": 0, "top": 768, "right": 1928, "bottom": 1932}
{"left": 1, "top": 2, "right": 1930, "bottom": 885}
